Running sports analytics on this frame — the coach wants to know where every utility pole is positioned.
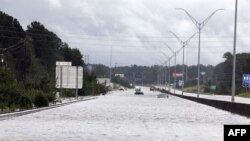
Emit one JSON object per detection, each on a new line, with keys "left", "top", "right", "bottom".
{"left": 84, "top": 55, "right": 89, "bottom": 65}
{"left": 115, "top": 62, "right": 117, "bottom": 76}
{"left": 0, "top": 48, "right": 4, "bottom": 68}
{"left": 171, "top": 32, "right": 197, "bottom": 95}
{"left": 176, "top": 8, "right": 223, "bottom": 98}
{"left": 0, "top": 40, "right": 24, "bottom": 69}
{"left": 0, "top": 53, "right": 4, "bottom": 69}
{"left": 24, "top": 43, "right": 27, "bottom": 81}
{"left": 232, "top": 0, "right": 238, "bottom": 102}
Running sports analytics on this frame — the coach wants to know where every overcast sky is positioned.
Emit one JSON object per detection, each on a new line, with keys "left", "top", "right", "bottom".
{"left": 1, "top": 0, "right": 250, "bottom": 67}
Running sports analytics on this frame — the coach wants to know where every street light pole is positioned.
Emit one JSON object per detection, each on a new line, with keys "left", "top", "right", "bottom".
{"left": 198, "top": 26, "right": 201, "bottom": 98}
{"left": 182, "top": 44, "right": 185, "bottom": 94}
{"left": 160, "top": 50, "right": 175, "bottom": 92}
{"left": 168, "top": 59, "right": 171, "bottom": 91}
{"left": 162, "top": 43, "right": 176, "bottom": 94}
{"left": 157, "top": 57, "right": 166, "bottom": 89}
{"left": 160, "top": 51, "right": 170, "bottom": 90}
{"left": 171, "top": 32, "right": 197, "bottom": 95}
{"left": 109, "top": 46, "right": 112, "bottom": 87}
{"left": 174, "top": 52, "right": 177, "bottom": 94}
{"left": 176, "top": 8, "right": 223, "bottom": 98}
{"left": 232, "top": 0, "right": 238, "bottom": 102}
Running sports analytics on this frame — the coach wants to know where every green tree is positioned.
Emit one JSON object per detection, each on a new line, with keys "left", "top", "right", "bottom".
{"left": 34, "top": 92, "right": 49, "bottom": 108}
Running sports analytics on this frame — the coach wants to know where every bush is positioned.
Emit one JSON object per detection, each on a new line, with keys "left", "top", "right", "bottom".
{"left": 46, "top": 92, "right": 56, "bottom": 102}
{"left": 63, "top": 89, "right": 75, "bottom": 97}
{"left": 0, "top": 68, "right": 24, "bottom": 111}
{"left": 98, "top": 84, "right": 108, "bottom": 94}
{"left": 18, "top": 95, "right": 33, "bottom": 110}
{"left": 25, "top": 89, "right": 38, "bottom": 102}
{"left": 9, "top": 104, "right": 16, "bottom": 112}
{"left": 34, "top": 93, "right": 49, "bottom": 108}
{"left": 203, "top": 86, "right": 210, "bottom": 93}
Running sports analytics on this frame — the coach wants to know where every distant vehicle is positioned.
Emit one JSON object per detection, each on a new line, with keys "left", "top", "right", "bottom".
{"left": 150, "top": 86, "right": 155, "bottom": 91}
{"left": 119, "top": 87, "right": 125, "bottom": 91}
{"left": 157, "top": 93, "right": 169, "bottom": 98}
{"left": 135, "top": 87, "right": 144, "bottom": 95}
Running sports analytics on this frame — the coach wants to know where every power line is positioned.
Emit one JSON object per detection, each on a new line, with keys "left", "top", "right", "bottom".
{"left": 3, "top": 25, "right": 250, "bottom": 39}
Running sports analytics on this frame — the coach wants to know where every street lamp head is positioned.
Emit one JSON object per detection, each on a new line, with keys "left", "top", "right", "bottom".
{"left": 216, "top": 9, "right": 225, "bottom": 11}
{"left": 176, "top": 8, "right": 224, "bottom": 29}
{"left": 175, "top": 8, "right": 185, "bottom": 11}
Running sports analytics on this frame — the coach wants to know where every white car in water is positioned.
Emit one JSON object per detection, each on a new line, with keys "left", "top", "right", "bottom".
{"left": 135, "top": 87, "right": 144, "bottom": 95}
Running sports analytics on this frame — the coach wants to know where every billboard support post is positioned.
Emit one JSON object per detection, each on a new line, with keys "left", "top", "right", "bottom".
{"left": 60, "top": 66, "right": 63, "bottom": 99}
{"left": 76, "top": 66, "right": 78, "bottom": 99}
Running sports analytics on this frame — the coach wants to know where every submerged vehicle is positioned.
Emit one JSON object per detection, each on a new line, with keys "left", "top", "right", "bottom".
{"left": 149, "top": 86, "right": 155, "bottom": 91}
{"left": 119, "top": 87, "right": 125, "bottom": 91}
{"left": 135, "top": 87, "right": 144, "bottom": 95}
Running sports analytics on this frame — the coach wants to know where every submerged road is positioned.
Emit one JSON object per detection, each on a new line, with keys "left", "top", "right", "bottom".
{"left": 1, "top": 87, "right": 250, "bottom": 141}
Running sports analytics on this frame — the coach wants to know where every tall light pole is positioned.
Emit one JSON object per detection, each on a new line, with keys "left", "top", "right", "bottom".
{"left": 232, "top": 0, "right": 238, "bottom": 102}
{"left": 162, "top": 43, "right": 176, "bottom": 94}
{"left": 109, "top": 46, "right": 113, "bottom": 87}
{"left": 157, "top": 57, "right": 166, "bottom": 89}
{"left": 171, "top": 32, "right": 197, "bottom": 95}
{"left": 160, "top": 52, "right": 174, "bottom": 92}
{"left": 161, "top": 51, "right": 169, "bottom": 90}
{"left": 176, "top": 8, "right": 223, "bottom": 98}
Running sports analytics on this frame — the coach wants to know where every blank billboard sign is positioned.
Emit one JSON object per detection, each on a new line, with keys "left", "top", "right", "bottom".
{"left": 56, "top": 66, "right": 83, "bottom": 89}
{"left": 56, "top": 61, "right": 72, "bottom": 66}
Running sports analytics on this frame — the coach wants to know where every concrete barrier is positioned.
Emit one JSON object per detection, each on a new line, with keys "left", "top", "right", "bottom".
{"left": 158, "top": 89, "right": 250, "bottom": 118}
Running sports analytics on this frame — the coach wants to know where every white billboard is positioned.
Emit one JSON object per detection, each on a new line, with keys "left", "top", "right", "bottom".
{"left": 56, "top": 66, "right": 83, "bottom": 89}
{"left": 56, "top": 61, "right": 72, "bottom": 66}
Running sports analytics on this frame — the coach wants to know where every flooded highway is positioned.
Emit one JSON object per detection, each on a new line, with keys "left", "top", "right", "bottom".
{"left": 1, "top": 87, "right": 250, "bottom": 141}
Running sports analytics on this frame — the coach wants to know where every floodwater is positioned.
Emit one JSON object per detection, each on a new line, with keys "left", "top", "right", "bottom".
{"left": 0, "top": 87, "right": 250, "bottom": 141}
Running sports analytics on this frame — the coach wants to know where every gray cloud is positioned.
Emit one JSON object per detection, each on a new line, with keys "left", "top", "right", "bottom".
{"left": 1, "top": 0, "right": 249, "bottom": 66}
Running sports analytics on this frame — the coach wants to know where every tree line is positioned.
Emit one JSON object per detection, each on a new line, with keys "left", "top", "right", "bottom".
{"left": 92, "top": 64, "right": 214, "bottom": 88}
{"left": 0, "top": 11, "right": 106, "bottom": 112}
{"left": 93, "top": 52, "right": 250, "bottom": 95}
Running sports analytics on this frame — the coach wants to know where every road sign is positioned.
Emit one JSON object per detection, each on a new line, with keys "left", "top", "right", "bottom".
{"left": 210, "top": 85, "right": 216, "bottom": 90}
{"left": 242, "top": 74, "right": 250, "bottom": 88}
{"left": 173, "top": 73, "right": 183, "bottom": 78}
{"left": 178, "top": 80, "right": 184, "bottom": 87}
{"left": 201, "top": 72, "right": 206, "bottom": 75}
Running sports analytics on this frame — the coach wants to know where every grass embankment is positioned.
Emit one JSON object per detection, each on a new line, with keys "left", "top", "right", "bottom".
{"left": 183, "top": 85, "right": 199, "bottom": 93}
{"left": 183, "top": 85, "right": 215, "bottom": 95}
{"left": 238, "top": 93, "right": 250, "bottom": 98}
{"left": 184, "top": 86, "right": 250, "bottom": 98}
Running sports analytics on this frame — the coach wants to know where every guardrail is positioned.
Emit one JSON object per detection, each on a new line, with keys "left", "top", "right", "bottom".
{"left": 0, "top": 97, "right": 97, "bottom": 121}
